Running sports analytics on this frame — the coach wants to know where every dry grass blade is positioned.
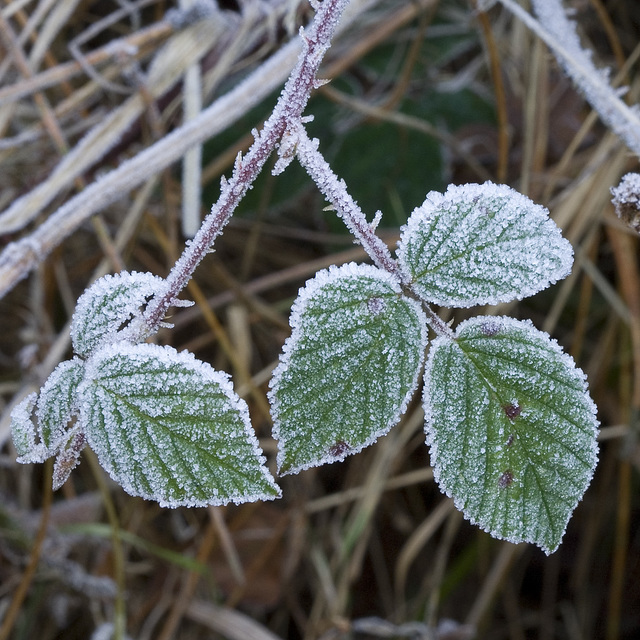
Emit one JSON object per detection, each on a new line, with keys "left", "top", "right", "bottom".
{"left": 1, "top": 1, "right": 639, "bottom": 639}
{"left": 187, "top": 600, "right": 285, "bottom": 640}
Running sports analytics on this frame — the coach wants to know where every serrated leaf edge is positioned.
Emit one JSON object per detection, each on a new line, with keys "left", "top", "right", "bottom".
{"left": 269, "top": 262, "right": 428, "bottom": 475}
{"left": 423, "top": 315, "right": 599, "bottom": 554}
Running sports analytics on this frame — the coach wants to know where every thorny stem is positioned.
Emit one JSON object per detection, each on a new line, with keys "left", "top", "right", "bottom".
{"left": 294, "top": 126, "right": 455, "bottom": 339}
{"left": 144, "top": 0, "right": 453, "bottom": 341}
{"left": 144, "top": 0, "right": 351, "bottom": 333}
{"left": 293, "top": 126, "right": 402, "bottom": 279}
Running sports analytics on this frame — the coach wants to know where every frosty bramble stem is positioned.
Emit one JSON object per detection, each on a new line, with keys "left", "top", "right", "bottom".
{"left": 294, "top": 126, "right": 454, "bottom": 339}
{"left": 293, "top": 126, "right": 402, "bottom": 278}
{"left": 10, "top": 0, "right": 602, "bottom": 561}
{"left": 143, "top": 0, "right": 351, "bottom": 333}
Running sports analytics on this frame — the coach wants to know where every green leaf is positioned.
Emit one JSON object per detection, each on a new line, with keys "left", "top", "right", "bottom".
{"left": 79, "top": 342, "right": 280, "bottom": 507}
{"left": 423, "top": 316, "right": 599, "bottom": 554}
{"left": 11, "top": 393, "right": 41, "bottom": 462}
{"left": 397, "top": 182, "right": 574, "bottom": 307}
{"left": 36, "top": 357, "right": 85, "bottom": 450}
{"left": 270, "top": 263, "right": 428, "bottom": 475}
{"left": 12, "top": 358, "right": 85, "bottom": 466}
{"left": 71, "top": 271, "right": 168, "bottom": 357}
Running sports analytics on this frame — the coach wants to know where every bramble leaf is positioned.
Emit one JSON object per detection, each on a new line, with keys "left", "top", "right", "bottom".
{"left": 36, "top": 357, "right": 85, "bottom": 450}
{"left": 11, "top": 393, "right": 43, "bottom": 462}
{"left": 79, "top": 342, "right": 281, "bottom": 507}
{"left": 423, "top": 315, "right": 599, "bottom": 554}
{"left": 71, "top": 271, "right": 168, "bottom": 357}
{"left": 270, "top": 263, "right": 428, "bottom": 475}
{"left": 12, "top": 358, "right": 85, "bottom": 464}
{"left": 397, "top": 182, "right": 573, "bottom": 307}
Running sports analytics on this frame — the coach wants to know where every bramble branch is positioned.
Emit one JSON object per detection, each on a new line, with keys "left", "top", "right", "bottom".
{"left": 143, "top": 0, "right": 351, "bottom": 333}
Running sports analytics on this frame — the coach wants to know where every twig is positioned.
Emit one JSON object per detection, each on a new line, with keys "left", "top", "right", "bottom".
{"left": 0, "top": 0, "right": 381, "bottom": 300}
{"left": 292, "top": 125, "right": 401, "bottom": 278}
{"left": 499, "top": 0, "right": 640, "bottom": 158}
{"left": 293, "top": 124, "right": 455, "bottom": 339}
{"left": 143, "top": 0, "right": 352, "bottom": 332}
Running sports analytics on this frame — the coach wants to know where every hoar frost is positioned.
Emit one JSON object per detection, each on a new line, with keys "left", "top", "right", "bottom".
{"left": 71, "top": 271, "right": 170, "bottom": 356}
{"left": 12, "top": 270, "right": 279, "bottom": 507}
{"left": 423, "top": 315, "right": 599, "bottom": 554}
{"left": 269, "top": 263, "right": 428, "bottom": 475}
{"left": 397, "top": 182, "right": 573, "bottom": 308}
{"left": 80, "top": 342, "right": 281, "bottom": 508}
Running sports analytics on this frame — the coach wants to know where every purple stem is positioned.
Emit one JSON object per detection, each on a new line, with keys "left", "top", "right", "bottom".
{"left": 293, "top": 127, "right": 403, "bottom": 279}
{"left": 143, "top": 0, "right": 351, "bottom": 333}
{"left": 294, "top": 127, "right": 455, "bottom": 339}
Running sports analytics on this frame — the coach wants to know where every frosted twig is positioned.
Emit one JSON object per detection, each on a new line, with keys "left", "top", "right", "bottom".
{"left": 293, "top": 125, "right": 401, "bottom": 279}
{"left": 499, "top": 0, "right": 640, "bottom": 158}
{"left": 143, "top": 0, "right": 351, "bottom": 332}
{"left": 293, "top": 125, "right": 455, "bottom": 339}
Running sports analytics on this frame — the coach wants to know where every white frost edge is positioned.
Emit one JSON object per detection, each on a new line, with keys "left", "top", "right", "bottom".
{"left": 422, "top": 314, "right": 599, "bottom": 554}
{"left": 70, "top": 271, "right": 169, "bottom": 357}
{"left": 269, "top": 262, "right": 428, "bottom": 475}
{"left": 35, "top": 357, "right": 84, "bottom": 451}
{"left": 82, "top": 341, "right": 281, "bottom": 508}
{"left": 12, "top": 392, "right": 50, "bottom": 463}
{"left": 397, "top": 181, "right": 574, "bottom": 308}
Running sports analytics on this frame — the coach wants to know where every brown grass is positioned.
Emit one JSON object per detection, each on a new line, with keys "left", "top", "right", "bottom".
{"left": 0, "top": 0, "right": 639, "bottom": 638}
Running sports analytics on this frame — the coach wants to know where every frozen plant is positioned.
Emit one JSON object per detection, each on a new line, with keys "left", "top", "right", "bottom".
{"left": 499, "top": 0, "right": 640, "bottom": 157}
{"left": 611, "top": 172, "right": 640, "bottom": 234}
{"left": 11, "top": 0, "right": 599, "bottom": 555}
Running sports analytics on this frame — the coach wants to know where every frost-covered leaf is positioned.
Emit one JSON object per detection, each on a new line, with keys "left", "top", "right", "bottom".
{"left": 36, "top": 357, "right": 85, "bottom": 450}
{"left": 611, "top": 172, "right": 640, "bottom": 233}
{"left": 11, "top": 393, "right": 46, "bottom": 462}
{"left": 397, "top": 182, "right": 573, "bottom": 307}
{"left": 52, "top": 428, "right": 86, "bottom": 490}
{"left": 270, "top": 263, "right": 428, "bottom": 475}
{"left": 423, "top": 316, "right": 599, "bottom": 554}
{"left": 12, "top": 359, "right": 86, "bottom": 480}
{"left": 79, "top": 342, "right": 280, "bottom": 507}
{"left": 71, "top": 271, "right": 168, "bottom": 357}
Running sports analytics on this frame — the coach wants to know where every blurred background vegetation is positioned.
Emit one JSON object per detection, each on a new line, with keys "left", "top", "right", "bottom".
{"left": 0, "top": 0, "right": 639, "bottom": 638}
